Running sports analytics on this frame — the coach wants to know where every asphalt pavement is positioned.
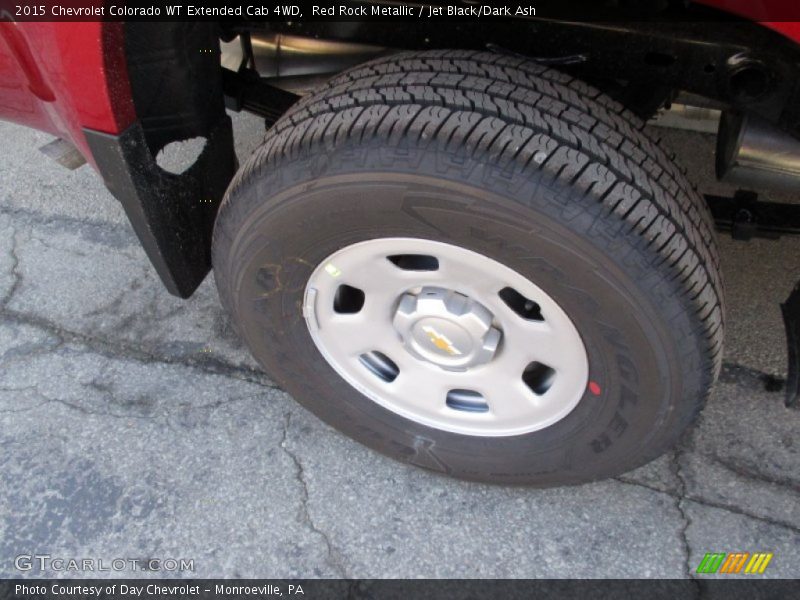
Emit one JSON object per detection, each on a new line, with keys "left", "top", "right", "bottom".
{"left": 0, "top": 112, "right": 798, "bottom": 579}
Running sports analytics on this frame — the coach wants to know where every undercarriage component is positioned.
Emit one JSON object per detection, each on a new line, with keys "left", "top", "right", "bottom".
{"left": 650, "top": 103, "right": 721, "bottom": 134}
{"left": 39, "top": 138, "right": 86, "bottom": 170}
{"left": 248, "top": 32, "right": 386, "bottom": 80}
{"left": 705, "top": 190, "right": 800, "bottom": 240}
{"left": 584, "top": 77, "right": 676, "bottom": 121}
{"left": 220, "top": 32, "right": 384, "bottom": 111}
{"left": 264, "top": 18, "right": 800, "bottom": 141}
{"left": 781, "top": 284, "right": 800, "bottom": 408}
{"left": 717, "top": 112, "right": 800, "bottom": 193}
{"left": 222, "top": 68, "right": 299, "bottom": 125}
{"left": 706, "top": 189, "right": 800, "bottom": 407}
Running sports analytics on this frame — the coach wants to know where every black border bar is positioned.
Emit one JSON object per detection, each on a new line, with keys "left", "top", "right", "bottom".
{"left": 2, "top": 579, "right": 800, "bottom": 600}
{"left": 3, "top": 0, "right": 800, "bottom": 22}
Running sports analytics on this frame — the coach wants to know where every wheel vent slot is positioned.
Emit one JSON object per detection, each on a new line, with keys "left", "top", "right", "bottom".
{"left": 446, "top": 389, "right": 489, "bottom": 413}
{"left": 387, "top": 254, "right": 439, "bottom": 271}
{"left": 523, "top": 362, "right": 556, "bottom": 395}
{"left": 359, "top": 351, "right": 399, "bottom": 383}
{"left": 333, "top": 284, "right": 365, "bottom": 314}
{"left": 499, "top": 287, "right": 544, "bottom": 321}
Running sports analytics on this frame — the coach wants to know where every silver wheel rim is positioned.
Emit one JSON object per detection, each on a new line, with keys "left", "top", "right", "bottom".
{"left": 302, "top": 238, "right": 589, "bottom": 437}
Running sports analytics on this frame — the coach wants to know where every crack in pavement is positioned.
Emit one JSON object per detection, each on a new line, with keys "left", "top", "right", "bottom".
{"left": 0, "top": 336, "right": 61, "bottom": 364}
{"left": 0, "top": 385, "right": 49, "bottom": 414}
{"left": 0, "top": 383, "right": 158, "bottom": 421}
{"left": 83, "top": 282, "right": 139, "bottom": 321}
{"left": 0, "top": 204, "right": 135, "bottom": 246}
{"left": 0, "top": 307, "right": 280, "bottom": 390}
{"left": 709, "top": 454, "right": 800, "bottom": 494}
{"left": 280, "top": 412, "right": 350, "bottom": 579}
{"left": 29, "top": 234, "right": 92, "bottom": 259}
{"left": 669, "top": 445, "right": 699, "bottom": 586}
{"left": 615, "top": 474, "right": 800, "bottom": 536}
{"left": 0, "top": 381, "right": 269, "bottom": 421}
{"left": 2, "top": 231, "right": 22, "bottom": 310}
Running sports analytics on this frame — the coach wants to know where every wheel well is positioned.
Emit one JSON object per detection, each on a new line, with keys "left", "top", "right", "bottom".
{"left": 232, "top": 18, "right": 800, "bottom": 138}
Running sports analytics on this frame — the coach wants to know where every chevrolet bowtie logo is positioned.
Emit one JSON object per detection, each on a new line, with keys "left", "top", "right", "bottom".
{"left": 421, "top": 325, "right": 462, "bottom": 356}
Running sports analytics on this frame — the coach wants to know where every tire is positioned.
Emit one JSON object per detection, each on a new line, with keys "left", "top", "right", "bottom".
{"left": 213, "top": 50, "right": 724, "bottom": 486}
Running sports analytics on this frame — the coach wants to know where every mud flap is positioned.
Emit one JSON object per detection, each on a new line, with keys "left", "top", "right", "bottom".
{"left": 781, "top": 282, "right": 800, "bottom": 408}
{"left": 85, "top": 23, "right": 238, "bottom": 298}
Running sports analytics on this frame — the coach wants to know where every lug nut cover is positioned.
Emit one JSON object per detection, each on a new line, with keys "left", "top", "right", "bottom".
{"left": 393, "top": 287, "right": 501, "bottom": 370}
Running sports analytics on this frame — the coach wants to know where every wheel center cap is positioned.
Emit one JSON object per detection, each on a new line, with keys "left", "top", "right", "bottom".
{"left": 412, "top": 318, "right": 473, "bottom": 357}
{"left": 393, "top": 287, "right": 501, "bottom": 370}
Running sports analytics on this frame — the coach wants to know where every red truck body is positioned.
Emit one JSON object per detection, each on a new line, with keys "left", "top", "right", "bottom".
{"left": 0, "top": 22, "right": 132, "bottom": 164}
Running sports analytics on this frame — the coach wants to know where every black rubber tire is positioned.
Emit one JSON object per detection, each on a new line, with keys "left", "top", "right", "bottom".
{"left": 213, "top": 50, "right": 724, "bottom": 486}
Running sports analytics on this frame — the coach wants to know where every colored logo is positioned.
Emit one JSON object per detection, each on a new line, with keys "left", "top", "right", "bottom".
{"left": 421, "top": 325, "right": 462, "bottom": 356}
{"left": 696, "top": 552, "right": 773, "bottom": 575}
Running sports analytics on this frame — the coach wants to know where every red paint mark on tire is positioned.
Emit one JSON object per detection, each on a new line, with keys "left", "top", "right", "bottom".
{"left": 588, "top": 381, "right": 602, "bottom": 396}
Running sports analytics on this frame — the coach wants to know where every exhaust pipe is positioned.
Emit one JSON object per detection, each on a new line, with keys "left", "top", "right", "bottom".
{"left": 717, "top": 111, "right": 800, "bottom": 192}
{"left": 249, "top": 32, "right": 386, "bottom": 81}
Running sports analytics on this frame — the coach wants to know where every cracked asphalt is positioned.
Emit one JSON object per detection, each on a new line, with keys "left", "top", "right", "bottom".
{"left": 0, "top": 112, "right": 799, "bottom": 579}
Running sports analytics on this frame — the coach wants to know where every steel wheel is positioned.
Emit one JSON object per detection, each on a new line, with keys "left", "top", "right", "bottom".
{"left": 303, "top": 238, "right": 589, "bottom": 437}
